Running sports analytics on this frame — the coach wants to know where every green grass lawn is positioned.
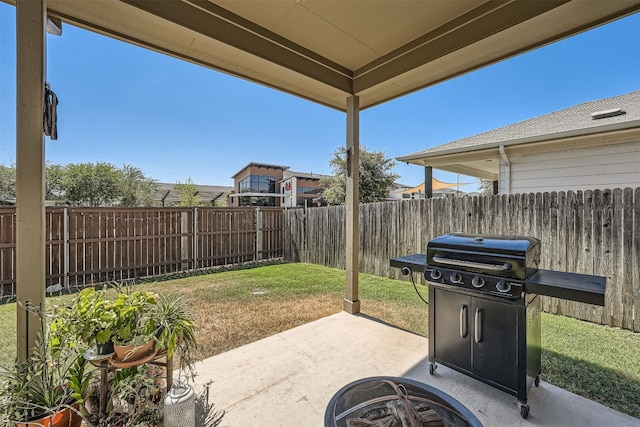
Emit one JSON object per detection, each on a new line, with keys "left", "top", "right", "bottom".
{"left": 1, "top": 262, "right": 638, "bottom": 418}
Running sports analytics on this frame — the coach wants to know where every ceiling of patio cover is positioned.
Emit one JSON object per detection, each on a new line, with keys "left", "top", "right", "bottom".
{"left": 6, "top": 0, "right": 638, "bottom": 111}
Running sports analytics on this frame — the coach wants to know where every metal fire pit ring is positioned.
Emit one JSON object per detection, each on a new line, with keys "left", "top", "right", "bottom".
{"left": 325, "top": 376, "right": 483, "bottom": 427}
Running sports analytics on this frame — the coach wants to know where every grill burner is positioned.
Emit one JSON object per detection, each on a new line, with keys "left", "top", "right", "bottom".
{"left": 325, "top": 377, "right": 482, "bottom": 427}
{"left": 390, "top": 233, "right": 606, "bottom": 419}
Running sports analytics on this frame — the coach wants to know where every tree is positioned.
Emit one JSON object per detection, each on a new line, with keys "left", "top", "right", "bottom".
{"left": 119, "top": 165, "right": 158, "bottom": 207}
{"left": 477, "top": 179, "right": 494, "bottom": 196}
{"left": 0, "top": 162, "right": 65, "bottom": 202}
{"left": 45, "top": 162, "right": 66, "bottom": 201}
{"left": 0, "top": 161, "right": 159, "bottom": 206}
{"left": 0, "top": 164, "right": 16, "bottom": 200}
{"left": 321, "top": 145, "right": 399, "bottom": 205}
{"left": 174, "top": 178, "right": 202, "bottom": 206}
{"left": 63, "top": 162, "right": 122, "bottom": 206}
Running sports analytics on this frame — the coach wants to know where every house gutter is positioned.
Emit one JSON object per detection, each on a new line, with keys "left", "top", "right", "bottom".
{"left": 499, "top": 145, "right": 510, "bottom": 194}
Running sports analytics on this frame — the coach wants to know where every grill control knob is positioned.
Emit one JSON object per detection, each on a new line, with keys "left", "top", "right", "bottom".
{"left": 429, "top": 269, "right": 442, "bottom": 280}
{"left": 496, "top": 281, "right": 512, "bottom": 293}
{"left": 450, "top": 273, "right": 463, "bottom": 284}
{"left": 471, "top": 276, "right": 485, "bottom": 288}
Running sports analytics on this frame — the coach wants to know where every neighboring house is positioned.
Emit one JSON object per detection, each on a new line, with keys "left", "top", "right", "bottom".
{"left": 398, "top": 91, "right": 640, "bottom": 195}
{"left": 229, "top": 162, "right": 329, "bottom": 207}
{"left": 154, "top": 182, "right": 233, "bottom": 206}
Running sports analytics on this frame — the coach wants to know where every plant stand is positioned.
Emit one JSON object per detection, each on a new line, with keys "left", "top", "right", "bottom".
{"left": 90, "top": 353, "right": 173, "bottom": 416}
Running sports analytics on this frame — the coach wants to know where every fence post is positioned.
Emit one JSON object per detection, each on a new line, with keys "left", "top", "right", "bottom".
{"left": 256, "top": 207, "right": 263, "bottom": 260}
{"left": 181, "top": 210, "right": 189, "bottom": 271}
{"left": 63, "top": 207, "right": 69, "bottom": 290}
{"left": 193, "top": 207, "right": 198, "bottom": 270}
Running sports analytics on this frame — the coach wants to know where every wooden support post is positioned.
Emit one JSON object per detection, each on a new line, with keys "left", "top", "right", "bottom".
{"left": 16, "top": 0, "right": 47, "bottom": 362}
{"left": 424, "top": 166, "right": 433, "bottom": 199}
{"left": 344, "top": 96, "right": 360, "bottom": 314}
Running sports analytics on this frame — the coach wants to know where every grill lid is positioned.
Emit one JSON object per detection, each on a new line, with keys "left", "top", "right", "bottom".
{"left": 427, "top": 233, "right": 539, "bottom": 256}
{"left": 427, "top": 233, "right": 540, "bottom": 280}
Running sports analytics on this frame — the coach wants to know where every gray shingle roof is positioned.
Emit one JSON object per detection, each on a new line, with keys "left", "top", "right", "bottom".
{"left": 399, "top": 90, "right": 640, "bottom": 160}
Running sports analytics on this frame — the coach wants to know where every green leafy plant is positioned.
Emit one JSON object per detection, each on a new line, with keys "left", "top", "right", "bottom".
{"left": 0, "top": 305, "right": 87, "bottom": 424}
{"left": 103, "top": 365, "right": 163, "bottom": 426}
{"left": 64, "top": 287, "right": 118, "bottom": 346}
{"left": 153, "top": 294, "right": 197, "bottom": 378}
{"left": 112, "top": 289, "right": 158, "bottom": 346}
{"left": 67, "top": 354, "right": 90, "bottom": 408}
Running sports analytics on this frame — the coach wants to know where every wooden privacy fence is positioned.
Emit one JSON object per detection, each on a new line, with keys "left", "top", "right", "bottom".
{"left": 284, "top": 188, "right": 640, "bottom": 332}
{"left": 0, "top": 206, "right": 283, "bottom": 300}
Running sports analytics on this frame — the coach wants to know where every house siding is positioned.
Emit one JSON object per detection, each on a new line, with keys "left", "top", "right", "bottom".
{"left": 506, "top": 141, "right": 640, "bottom": 194}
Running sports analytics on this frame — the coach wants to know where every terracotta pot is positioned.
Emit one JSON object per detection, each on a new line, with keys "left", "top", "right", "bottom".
{"left": 114, "top": 338, "right": 155, "bottom": 362}
{"left": 18, "top": 404, "right": 82, "bottom": 427}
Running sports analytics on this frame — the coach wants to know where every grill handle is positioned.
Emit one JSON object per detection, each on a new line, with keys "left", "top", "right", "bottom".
{"left": 432, "top": 255, "right": 511, "bottom": 272}
{"left": 474, "top": 308, "right": 482, "bottom": 344}
{"left": 459, "top": 305, "right": 468, "bottom": 338}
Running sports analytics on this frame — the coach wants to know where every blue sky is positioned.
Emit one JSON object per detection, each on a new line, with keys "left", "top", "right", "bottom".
{"left": 1, "top": 5, "right": 639, "bottom": 192}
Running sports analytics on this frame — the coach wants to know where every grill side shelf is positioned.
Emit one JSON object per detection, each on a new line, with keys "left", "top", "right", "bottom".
{"left": 390, "top": 254, "right": 427, "bottom": 274}
{"left": 525, "top": 269, "right": 606, "bottom": 306}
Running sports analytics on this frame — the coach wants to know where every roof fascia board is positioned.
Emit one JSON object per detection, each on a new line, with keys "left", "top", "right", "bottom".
{"left": 121, "top": 0, "right": 353, "bottom": 94}
{"left": 353, "top": 0, "right": 568, "bottom": 93}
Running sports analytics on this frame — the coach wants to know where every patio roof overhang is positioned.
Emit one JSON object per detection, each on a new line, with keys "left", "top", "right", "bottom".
{"left": 8, "top": 0, "right": 640, "bottom": 361}
{"left": 4, "top": 0, "right": 639, "bottom": 111}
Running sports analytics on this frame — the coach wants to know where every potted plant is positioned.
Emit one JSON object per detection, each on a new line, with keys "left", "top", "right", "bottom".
{"left": 153, "top": 294, "right": 197, "bottom": 376}
{"left": 104, "top": 365, "right": 164, "bottom": 425}
{"left": 66, "top": 287, "right": 118, "bottom": 355}
{"left": 0, "top": 306, "right": 87, "bottom": 427}
{"left": 111, "top": 289, "right": 159, "bottom": 364}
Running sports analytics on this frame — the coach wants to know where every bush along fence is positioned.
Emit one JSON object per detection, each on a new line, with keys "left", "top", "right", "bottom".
{"left": 0, "top": 206, "right": 284, "bottom": 300}
{"left": 283, "top": 188, "right": 640, "bottom": 332}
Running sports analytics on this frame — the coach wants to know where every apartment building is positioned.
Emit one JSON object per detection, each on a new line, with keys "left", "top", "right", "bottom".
{"left": 229, "top": 162, "right": 329, "bottom": 207}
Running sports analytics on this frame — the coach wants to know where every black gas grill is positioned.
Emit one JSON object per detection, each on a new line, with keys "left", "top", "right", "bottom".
{"left": 426, "top": 234, "right": 540, "bottom": 300}
{"left": 390, "top": 233, "right": 606, "bottom": 419}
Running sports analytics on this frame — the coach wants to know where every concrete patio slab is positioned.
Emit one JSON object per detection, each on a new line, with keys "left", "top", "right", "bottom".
{"left": 193, "top": 312, "right": 639, "bottom": 427}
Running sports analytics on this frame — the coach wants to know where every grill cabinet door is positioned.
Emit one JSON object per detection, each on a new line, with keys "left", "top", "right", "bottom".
{"left": 433, "top": 289, "right": 471, "bottom": 372}
{"left": 472, "top": 297, "right": 517, "bottom": 391}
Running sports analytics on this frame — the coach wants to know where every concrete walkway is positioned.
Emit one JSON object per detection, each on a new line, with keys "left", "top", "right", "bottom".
{"left": 193, "top": 312, "right": 639, "bottom": 427}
